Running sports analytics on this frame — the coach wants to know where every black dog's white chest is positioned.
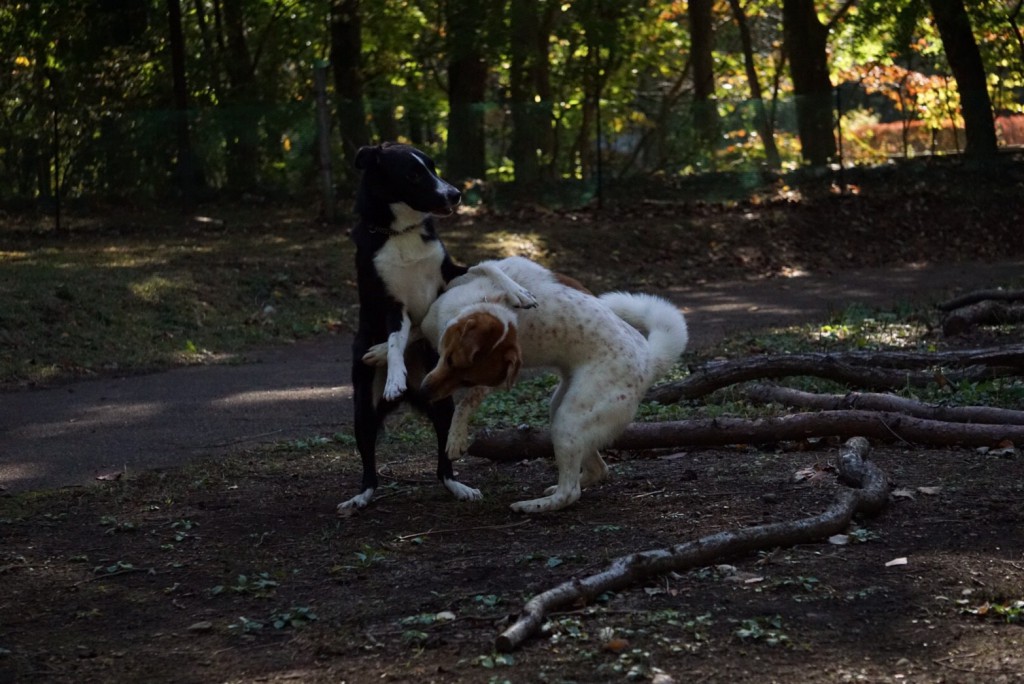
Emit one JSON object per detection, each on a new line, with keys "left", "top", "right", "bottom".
{"left": 373, "top": 229, "right": 446, "bottom": 324}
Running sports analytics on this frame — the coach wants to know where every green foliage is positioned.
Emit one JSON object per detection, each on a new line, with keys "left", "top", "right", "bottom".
{"left": 210, "top": 571, "right": 280, "bottom": 598}
{"left": 734, "top": 614, "right": 790, "bottom": 646}
{"left": 964, "top": 599, "right": 1024, "bottom": 623}
{"left": 0, "top": 216, "right": 347, "bottom": 386}
{"left": 3, "top": 0, "right": 1020, "bottom": 203}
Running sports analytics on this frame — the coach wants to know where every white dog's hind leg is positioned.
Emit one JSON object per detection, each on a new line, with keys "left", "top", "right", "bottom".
{"left": 511, "top": 481, "right": 581, "bottom": 513}
{"left": 543, "top": 450, "right": 608, "bottom": 495}
{"left": 512, "top": 432, "right": 585, "bottom": 513}
{"left": 581, "top": 451, "right": 609, "bottom": 487}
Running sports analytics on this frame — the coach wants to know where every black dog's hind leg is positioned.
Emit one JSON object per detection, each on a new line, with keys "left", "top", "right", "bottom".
{"left": 339, "top": 335, "right": 389, "bottom": 511}
{"left": 408, "top": 388, "right": 483, "bottom": 502}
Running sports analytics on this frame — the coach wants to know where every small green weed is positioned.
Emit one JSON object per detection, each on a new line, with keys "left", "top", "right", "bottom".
{"left": 964, "top": 599, "right": 1024, "bottom": 623}
{"left": 210, "top": 572, "right": 280, "bottom": 598}
{"left": 353, "top": 545, "right": 387, "bottom": 567}
{"left": 735, "top": 615, "right": 790, "bottom": 646}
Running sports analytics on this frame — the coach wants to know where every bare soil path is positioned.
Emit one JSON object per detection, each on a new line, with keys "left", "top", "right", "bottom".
{"left": 3, "top": 258, "right": 1020, "bottom": 494}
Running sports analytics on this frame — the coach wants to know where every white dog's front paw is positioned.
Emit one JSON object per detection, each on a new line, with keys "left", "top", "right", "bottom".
{"left": 446, "top": 427, "right": 470, "bottom": 461}
{"left": 509, "top": 285, "right": 538, "bottom": 309}
{"left": 362, "top": 343, "right": 389, "bottom": 366}
{"left": 444, "top": 478, "right": 483, "bottom": 502}
{"left": 383, "top": 367, "right": 407, "bottom": 401}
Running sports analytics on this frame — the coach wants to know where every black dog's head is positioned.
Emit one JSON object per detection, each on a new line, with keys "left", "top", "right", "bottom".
{"left": 355, "top": 143, "right": 461, "bottom": 231}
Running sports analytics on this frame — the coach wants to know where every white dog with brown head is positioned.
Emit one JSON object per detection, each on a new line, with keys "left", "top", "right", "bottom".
{"left": 367, "top": 256, "right": 688, "bottom": 513}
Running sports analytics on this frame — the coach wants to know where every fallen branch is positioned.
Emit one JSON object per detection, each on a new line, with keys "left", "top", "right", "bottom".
{"left": 937, "top": 289, "right": 1024, "bottom": 312}
{"left": 781, "top": 345, "right": 1024, "bottom": 369}
{"left": 646, "top": 349, "right": 1024, "bottom": 403}
{"left": 468, "top": 411, "right": 1024, "bottom": 461}
{"left": 744, "top": 383, "right": 1024, "bottom": 425}
{"left": 942, "top": 301, "right": 1024, "bottom": 336}
{"left": 495, "top": 437, "right": 887, "bottom": 651}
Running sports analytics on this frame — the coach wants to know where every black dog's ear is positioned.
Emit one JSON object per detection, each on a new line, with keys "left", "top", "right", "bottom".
{"left": 354, "top": 145, "right": 379, "bottom": 170}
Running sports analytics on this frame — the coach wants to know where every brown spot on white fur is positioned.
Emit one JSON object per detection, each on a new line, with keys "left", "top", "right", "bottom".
{"left": 553, "top": 272, "right": 593, "bottom": 295}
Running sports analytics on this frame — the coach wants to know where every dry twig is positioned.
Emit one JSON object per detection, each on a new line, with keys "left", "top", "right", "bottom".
{"left": 646, "top": 348, "right": 1024, "bottom": 404}
{"left": 744, "top": 383, "right": 1024, "bottom": 425}
{"left": 495, "top": 437, "right": 887, "bottom": 651}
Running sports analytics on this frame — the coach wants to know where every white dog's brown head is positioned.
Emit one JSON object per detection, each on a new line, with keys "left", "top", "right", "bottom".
{"left": 422, "top": 311, "right": 521, "bottom": 401}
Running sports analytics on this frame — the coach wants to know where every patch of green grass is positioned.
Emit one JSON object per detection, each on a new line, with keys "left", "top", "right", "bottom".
{"left": 472, "top": 372, "right": 560, "bottom": 429}
{"left": 0, "top": 211, "right": 351, "bottom": 386}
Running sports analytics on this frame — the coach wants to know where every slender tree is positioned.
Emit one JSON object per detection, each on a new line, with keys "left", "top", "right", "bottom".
{"left": 330, "top": 0, "right": 370, "bottom": 177}
{"left": 927, "top": 0, "right": 998, "bottom": 157}
{"left": 219, "top": 0, "right": 260, "bottom": 191}
{"left": 446, "top": 0, "right": 488, "bottom": 182}
{"left": 509, "top": 0, "right": 553, "bottom": 184}
{"left": 166, "top": 0, "right": 197, "bottom": 209}
{"left": 727, "top": 0, "right": 781, "bottom": 170}
{"left": 782, "top": 0, "right": 853, "bottom": 166}
{"left": 689, "top": 0, "right": 719, "bottom": 161}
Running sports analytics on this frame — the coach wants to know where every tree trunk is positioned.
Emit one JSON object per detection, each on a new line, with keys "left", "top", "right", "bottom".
{"left": 330, "top": 0, "right": 370, "bottom": 179}
{"left": 219, "top": 0, "right": 260, "bottom": 192}
{"left": 927, "top": 0, "right": 999, "bottom": 157}
{"left": 689, "top": 0, "right": 719, "bottom": 163}
{"left": 782, "top": 0, "right": 836, "bottom": 166}
{"left": 509, "top": 0, "right": 552, "bottom": 185}
{"left": 166, "top": 0, "right": 197, "bottom": 210}
{"left": 728, "top": 0, "right": 781, "bottom": 169}
{"left": 446, "top": 0, "right": 488, "bottom": 182}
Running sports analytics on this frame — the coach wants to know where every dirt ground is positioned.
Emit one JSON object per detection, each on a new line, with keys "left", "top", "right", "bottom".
{"left": 2, "top": 160, "right": 1024, "bottom": 683}
{"left": 2, "top": 443, "right": 1022, "bottom": 683}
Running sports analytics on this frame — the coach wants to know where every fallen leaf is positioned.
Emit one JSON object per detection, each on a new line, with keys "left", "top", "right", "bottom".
{"left": 885, "top": 557, "right": 909, "bottom": 567}
{"left": 989, "top": 441, "right": 1017, "bottom": 457}
{"left": 891, "top": 488, "right": 915, "bottom": 500}
{"left": 95, "top": 471, "right": 123, "bottom": 482}
{"left": 916, "top": 486, "right": 942, "bottom": 496}
{"left": 828, "top": 534, "right": 850, "bottom": 545}
{"left": 187, "top": 621, "right": 214, "bottom": 632}
{"left": 603, "top": 638, "right": 630, "bottom": 653}
{"left": 793, "top": 463, "right": 835, "bottom": 485}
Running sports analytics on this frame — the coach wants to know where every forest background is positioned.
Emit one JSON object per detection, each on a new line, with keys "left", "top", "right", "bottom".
{"left": 2, "top": 0, "right": 1024, "bottom": 213}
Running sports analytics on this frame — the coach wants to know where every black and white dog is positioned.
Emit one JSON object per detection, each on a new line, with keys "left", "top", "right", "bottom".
{"left": 340, "top": 142, "right": 535, "bottom": 512}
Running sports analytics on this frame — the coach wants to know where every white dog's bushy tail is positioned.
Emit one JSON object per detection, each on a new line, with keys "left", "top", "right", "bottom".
{"left": 599, "top": 292, "right": 688, "bottom": 383}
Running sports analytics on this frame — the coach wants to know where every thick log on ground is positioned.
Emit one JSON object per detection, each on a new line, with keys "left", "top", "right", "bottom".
{"left": 646, "top": 348, "right": 1024, "bottom": 404}
{"left": 942, "top": 301, "right": 1024, "bottom": 336}
{"left": 467, "top": 411, "right": 1024, "bottom": 462}
{"left": 744, "top": 383, "right": 1024, "bottom": 425}
{"left": 495, "top": 437, "right": 888, "bottom": 651}
{"left": 937, "top": 289, "right": 1024, "bottom": 311}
